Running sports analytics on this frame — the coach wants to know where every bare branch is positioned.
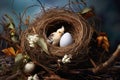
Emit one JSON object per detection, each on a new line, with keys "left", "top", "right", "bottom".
{"left": 6, "top": 70, "right": 21, "bottom": 80}
{"left": 0, "top": 34, "right": 20, "bottom": 49}
{"left": 92, "top": 44, "right": 120, "bottom": 73}
{"left": 34, "top": 61, "right": 54, "bottom": 74}
{"left": 63, "top": 0, "right": 83, "bottom": 9}
{"left": 36, "top": 0, "right": 45, "bottom": 12}
{"left": 12, "top": 11, "right": 20, "bottom": 20}
{"left": 21, "top": 4, "right": 39, "bottom": 19}
{"left": 89, "top": 58, "right": 97, "bottom": 68}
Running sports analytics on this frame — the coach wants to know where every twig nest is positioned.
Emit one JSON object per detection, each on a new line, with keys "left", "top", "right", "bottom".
{"left": 21, "top": 8, "right": 93, "bottom": 68}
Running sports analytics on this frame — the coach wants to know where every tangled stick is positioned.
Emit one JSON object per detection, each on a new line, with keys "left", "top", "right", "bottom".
{"left": 92, "top": 44, "right": 120, "bottom": 73}
{"left": 6, "top": 70, "right": 22, "bottom": 80}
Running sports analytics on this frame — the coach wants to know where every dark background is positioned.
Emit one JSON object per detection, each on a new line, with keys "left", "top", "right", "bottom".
{"left": 0, "top": 0, "right": 120, "bottom": 52}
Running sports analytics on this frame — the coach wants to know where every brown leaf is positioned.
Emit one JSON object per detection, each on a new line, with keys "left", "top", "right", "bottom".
{"left": 97, "top": 33, "right": 110, "bottom": 52}
{"left": 2, "top": 47, "right": 21, "bottom": 56}
{"left": 24, "top": 16, "right": 30, "bottom": 25}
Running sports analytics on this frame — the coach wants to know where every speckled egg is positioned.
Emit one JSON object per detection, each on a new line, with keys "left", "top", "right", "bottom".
{"left": 60, "top": 32, "right": 73, "bottom": 47}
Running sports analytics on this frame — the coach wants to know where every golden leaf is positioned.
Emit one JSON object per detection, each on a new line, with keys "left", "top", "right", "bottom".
{"left": 97, "top": 36, "right": 103, "bottom": 46}
{"left": 79, "top": 7, "right": 95, "bottom": 19}
{"left": 97, "top": 33, "right": 110, "bottom": 52}
{"left": 2, "top": 47, "right": 21, "bottom": 56}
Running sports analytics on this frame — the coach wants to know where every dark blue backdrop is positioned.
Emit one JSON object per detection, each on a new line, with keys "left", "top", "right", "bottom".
{"left": 0, "top": 0, "right": 120, "bottom": 52}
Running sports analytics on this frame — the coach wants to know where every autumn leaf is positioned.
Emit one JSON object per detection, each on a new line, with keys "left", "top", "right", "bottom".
{"left": 24, "top": 15, "right": 30, "bottom": 25}
{"left": 2, "top": 47, "right": 21, "bottom": 56}
{"left": 97, "top": 32, "right": 110, "bottom": 52}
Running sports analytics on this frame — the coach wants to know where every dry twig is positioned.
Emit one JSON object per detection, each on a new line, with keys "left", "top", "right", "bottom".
{"left": 36, "top": 0, "right": 45, "bottom": 12}
{"left": 92, "top": 44, "right": 120, "bottom": 73}
{"left": 6, "top": 70, "right": 22, "bottom": 80}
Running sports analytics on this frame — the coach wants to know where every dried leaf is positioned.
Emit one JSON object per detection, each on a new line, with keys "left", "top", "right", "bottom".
{"left": 4, "top": 14, "right": 15, "bottom": 29}
{"left": 80, "top": 7, "right": 92, "bottom": 14}
{"left": 80, "top": 7, "right": 95, "bottom": 19}
{"left": 11, "top": 36, "right": 19, "bottom": 43}
{"left": 97, "top": 33, "right": 110, "bottom": 52}
{"left": 15, "top": 54, "right": 23, "bottom": 63}
{"left": 102, "top": 36, "right": 110, "bottom": 52}
{"left": 26, "top": 34, "right": 49, "bottom": 54}
{"left": 2, "top": 47, "right": 21, "bottom": 56}
{"left": 97, "top": 36, "right": 103, "bottom": 46}
{"left": 37, "top": 37, "right": 49, "bottom": 54}
{"left": 2, "top": 47, "right": 16, "bottom": 56}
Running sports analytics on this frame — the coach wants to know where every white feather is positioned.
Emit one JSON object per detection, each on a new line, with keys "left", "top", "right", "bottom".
{"left": 47, "top": 26, "right": 65, "bottom": 46}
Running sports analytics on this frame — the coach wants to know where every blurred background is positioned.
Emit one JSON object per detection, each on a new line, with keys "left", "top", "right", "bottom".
{"left": 0, "top": 0, "right": 120, "bottom": 53}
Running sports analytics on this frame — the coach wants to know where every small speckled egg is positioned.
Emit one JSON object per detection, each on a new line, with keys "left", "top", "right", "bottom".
{"left": 60, "top": 32, "right": 73, "bottom": 47}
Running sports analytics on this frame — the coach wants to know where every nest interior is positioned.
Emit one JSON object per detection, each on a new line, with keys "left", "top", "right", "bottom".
{"left": 21, "top": 9, "right": 94, "bottom": 70}
{"left": 46, "top": 20, "right": 74, "bottom": 38}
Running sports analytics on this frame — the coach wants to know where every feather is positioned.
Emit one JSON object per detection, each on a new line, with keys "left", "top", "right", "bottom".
{"left": 47, "top": 26, "right": 65, "bottom": 46}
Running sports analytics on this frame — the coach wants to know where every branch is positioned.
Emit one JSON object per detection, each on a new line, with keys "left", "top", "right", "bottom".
{"left": 44, "top": 74, "right": 67, "bottom": 80}
{"left": 21, "top": 5, "right": 39, "bottom": 19}
{"left": 63, "top": 0, "right": 83, "bottom": 9}
{"left": 36, "top": 0, "right": 45, "bottom": 12}
{"left": 6, "top": 70, "right": 21, "bottom": 80}
{"left": 0, "top": 34, "right": 20, "bottom": 49}
{"left": 17, "top": 5, "right": 39, "bottom": 36}
{"left": 89, "top": 58, "right": 97, "bottom": 68}
{"left": 0, "top": 34, "right": 12, "bottom": 43}
{"left": 92, "top": 44, "right": 120, "bottom": 73}
{"left": 34, "top": 61, "right": 54, "bottom": 74}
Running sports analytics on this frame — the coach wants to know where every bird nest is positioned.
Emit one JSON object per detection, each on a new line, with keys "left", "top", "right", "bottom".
{"left": 21, "top": 9, "right": 94, "bottom": 70}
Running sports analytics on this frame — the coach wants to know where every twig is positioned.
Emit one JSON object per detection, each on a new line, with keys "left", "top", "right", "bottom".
{"left": 63, "top": 0, "right": 83, "bottom": 9}
{"left": 12, "top": 5, "right": 39, "bottom": 37}
{"left": 6, "top": 70, "right": 21, "bottom": 80}
{"left": 0, "top": 34, "right": 12, "bottom": 43}
{"left": 32, "top": 27, "right": 37, "bottom": 33}
{"left": 36, "top": 0, "right": 45, "bottom": 12}
{"left": 44, "top": 74, "right": 67, "bottom": 80}
{"left": 21, "top": 5, "right": 39, "bottom": 19}
{"left": 80, "top": 0, "right": 87, "bottom": 6}
{"left": 12, "top": 11, "right": 20, "bottom": 22}
{"left": 34, "top": 61, "right": 54, "bottom": 74}
{"left": 17, "top": 13, "right": 22, "bottom": 37}
{"left": 68, "top": 0, "right": 72, "bottom": 10}
{"left": 92, "top": 44, "right": 120, "bottom": 73}
{"left": 89, "top": 58, "right": 97, "bottom": 68}
{"left": 0, "top": 34, "right": 20, "bottom": 49}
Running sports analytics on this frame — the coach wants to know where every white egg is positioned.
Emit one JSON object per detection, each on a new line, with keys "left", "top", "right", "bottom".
{"left": 60, "top": 32, "right": 73, "bottom": 47}
{"left": 24, "top": 62, "right": 35, "bottom": 73}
